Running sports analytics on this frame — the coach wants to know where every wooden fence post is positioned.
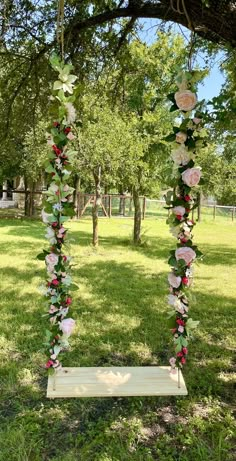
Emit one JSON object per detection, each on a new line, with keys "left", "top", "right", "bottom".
{"left": 142, "top": 196, "right": 146, "bottom": 220}
{"left": 213, "top": 205, "right": 216, "bottom": 220}
{"left": 108, "top": 195, "right": 112, "bottom": 218}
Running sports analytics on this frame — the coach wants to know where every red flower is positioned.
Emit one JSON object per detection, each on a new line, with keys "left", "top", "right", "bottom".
{"left": 176, "top": 215, "right": 182, "bottom": 221}
{"left": 182, "top": 347, "right": 188, "bottom": 355}
{"left": 63, "top": 255, "right": 67, "bottom": 262}
{"left": 180, "top": 238, "right": 188, "bottom": 243}
{"left": 45, "top": 359, "right": 54, "bottom": 368}
{"left": 52, "top": 222, "right": 58, "bottom": 227}
{"left": 64, "top": 127, "right": 71, "bottom": 134}
{"left": 66, "top": 297, "right": 72, "bottom": 305}
{"left": 182, "top": 277, "right": 189, "bottom": 285}
{"left": 52, "top": 144, "right": 62, "bottom": 156}
{"left": 181, "top": 357, "right": 186, "bottom": 364}
{"left": 185, "top": 208, "right": 190, "bottom": 213}
{"left": 176, "top": 319, "right": 185, "bottom": 326}
{"left": 52, "top": 279, "right": 59, "bottom": 286}
{"left": 184, "top": 195, "right": 191, "bottom": 202}
{"left": 53, "top": 122, "right": 60, "bottom": 127}
{"left": 177, "top": 352, "right": 183, "bottom": 357}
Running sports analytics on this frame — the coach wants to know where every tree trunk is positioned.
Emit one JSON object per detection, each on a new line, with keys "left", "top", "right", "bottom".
{"left": 92, "top": 167, "right": 101, "bottom": 247}
{"left": 24, "top": 177, "right": 30, "bottom": 216}
{"left": 133, "top": 188, "right": 142, "bottom": 245}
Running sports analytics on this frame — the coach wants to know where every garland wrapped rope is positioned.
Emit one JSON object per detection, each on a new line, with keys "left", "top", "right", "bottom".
{"left": 165, "top": 71, "right": 208, "bottom": 373}
{"left": 38, "top": 55, "right": 78, "bottom": 372}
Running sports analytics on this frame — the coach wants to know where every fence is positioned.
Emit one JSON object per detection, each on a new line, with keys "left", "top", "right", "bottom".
{"left": 0, "top": 190, "right": 235, "bottom": 222}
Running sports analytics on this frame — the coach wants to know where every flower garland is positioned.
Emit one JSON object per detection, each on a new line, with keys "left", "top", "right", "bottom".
{"left": 164, "top": 71, "right": 208, "bottom": 373}
{"left": 37, "top": 55, "right": 78, "bottom": 372}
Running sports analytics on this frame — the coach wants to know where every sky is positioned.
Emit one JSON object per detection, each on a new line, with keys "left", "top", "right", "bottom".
{"left": 138, "top": 19, "right": 226, "bottom": 101}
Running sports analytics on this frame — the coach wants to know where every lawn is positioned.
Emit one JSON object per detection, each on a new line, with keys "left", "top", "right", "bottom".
{"left": 0, "top": 217, "right": 235, "bottom": 461}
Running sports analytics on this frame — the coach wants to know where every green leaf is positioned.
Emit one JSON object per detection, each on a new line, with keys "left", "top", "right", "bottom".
{"left": 37, "top": 253, "right": 46, "bottom": 261}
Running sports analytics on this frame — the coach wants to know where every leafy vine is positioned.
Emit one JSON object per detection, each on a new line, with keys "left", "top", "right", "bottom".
{"left": 38, "top": 55, "right": 78, "bottom": 372}
{"left": 164, "top": 71, "right": 208, "bottom": 372}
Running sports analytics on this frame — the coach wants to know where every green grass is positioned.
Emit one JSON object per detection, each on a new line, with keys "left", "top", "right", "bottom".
{"left": 0, "top": 217, "right": 235, "bottom": 461}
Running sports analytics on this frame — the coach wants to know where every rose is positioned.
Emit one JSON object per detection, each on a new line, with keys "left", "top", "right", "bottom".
{"left": 169, "top": 357, "right": 176, "bottom": 366}
{"left": 175, "top": 247, "right": 196, "bottom": 265}
{"left": 168, "top": 273, "right": 181, "bottom": 289}
{"left": 176, "top": 131, "right": 187, "bottom": 144}
{"left": 171, "top": 146, "right": 190, "bottom": 166}
{"left": 174, "top": 90, "right": 197, "bottom": 111}
{"left": 184, "top": 195, "right": 191, "bottom": 202}
{"left": 60, "top": 318, "right": 75, "bottom": 337}
{"left": 66, "top": 297, "right": 72, "bottom": 305}
{"left": 182, "top": 276, "right": 189, "bottom": 286}
{"left": 181, "top": 167, "right": 201, "bottom": 187}
{"left": 172, "top": 206, "right": 186, "bottom": 219}
{"left": 45, "top": 253, "right": 58, "bottom": 267}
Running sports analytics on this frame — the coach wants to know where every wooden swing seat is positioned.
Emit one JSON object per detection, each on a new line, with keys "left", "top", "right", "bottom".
{"left": 47, "top": 366, "right": 187, "bottom": 398}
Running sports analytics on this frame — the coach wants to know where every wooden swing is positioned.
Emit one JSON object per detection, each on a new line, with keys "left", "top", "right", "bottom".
{"left": 47, "top": 366, "right": 187, "bottom": 398}
{"left": 46, "top": 3, "right": 189, "bottom": 399}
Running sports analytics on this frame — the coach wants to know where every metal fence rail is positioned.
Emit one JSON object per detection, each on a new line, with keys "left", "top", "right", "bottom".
{"left": 0, "top": 190, "right": 235, "bottom": 222}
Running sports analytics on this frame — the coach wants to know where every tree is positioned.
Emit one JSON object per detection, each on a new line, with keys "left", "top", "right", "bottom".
{"left": 78, "top": 97, "right": 139, "bottom": 246}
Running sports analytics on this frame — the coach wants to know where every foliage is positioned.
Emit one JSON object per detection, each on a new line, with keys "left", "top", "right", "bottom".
{"left": 39, "top": 55, "right": 78, "bottom": 370}
{"left": 164, "top": 71, "right": 208, "bottom": 370}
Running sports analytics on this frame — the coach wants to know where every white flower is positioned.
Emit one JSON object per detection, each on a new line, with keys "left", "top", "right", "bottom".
{"left": 176, "top": 131, "right": 187, "bottom": 144}
{"left": 175, "top": 90, "right": 197, "bottom": 111}
{"left": 53, "top": 203, "right": 63, "bottom": 212}
{"left": 41, "top": 209, "right": 53, "bottom": 224}
{"left": 53, "top": 72, "right": 77, "bottom": 94}
{"left": 46, "top": 132, "right": 54, "bottom": 146}
{"left": 65, "top": 102, "right": 76, "bottom": 124}
{"left": 168, "top": 294, "right": 182, "bottom": 310}
{"left": 45, "top": 227, "right": 57, "bottom": 244}
{"left": 172, "top": 146, "right": 190, "bottom": 166}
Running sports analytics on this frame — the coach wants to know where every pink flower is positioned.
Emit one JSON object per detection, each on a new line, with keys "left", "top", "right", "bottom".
{"left": 182, "top": 167, "right": 201, "bottom": 187}
{"left": 45, "top": 253, "right": 58, "bottom": 267}
{"left": 60, "top": 318, "right": 75, "bottom": 337}
{"left": 66, "top": 297, "right": 72, "bottom": 305}
{"left": 178, "top": 325, "right": 184, "bottom": 333}
{"left": 175, "top": 90, "right": 197, "bottom": 111}
{"left": 169, "top": 357, "right": 176, "bottom": 366}
{"left": 175, "top": 131, "right": 187, "bottom": 144}
{"left": 182, "top": 347, "right": 188, "bottom": 355}
{"left": 181, "top": 357, "right": 186, "bottom": 364}
{"left": 172, "top": 206, "right": 186, "bottom": 218}
{"left": 168, "top": 273, "right": 182, "bottom": 289}
{"left": 175, "top": 247, "right": 196, "bottom": 265}
{"left": 193, "top": 117, "right": 201, "bottom": 124}
{"left": 49, "top": 305, "right": 58, "bottom": 314}
{"left": 67, "top": 131, "right": 75, "bottom": 141}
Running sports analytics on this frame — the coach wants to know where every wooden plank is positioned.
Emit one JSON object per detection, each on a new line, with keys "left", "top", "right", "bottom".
{"left": 47, "top": 366, "right": 187, "bottom": 398}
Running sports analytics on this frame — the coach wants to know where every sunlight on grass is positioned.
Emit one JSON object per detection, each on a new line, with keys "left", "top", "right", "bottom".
{"left": 0, "top": 217, "right": 235, "bottom": 460}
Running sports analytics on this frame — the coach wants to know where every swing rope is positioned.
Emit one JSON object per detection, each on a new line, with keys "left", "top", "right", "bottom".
{"left": 57, "top": 0, "right": 65, "bottom": 60}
